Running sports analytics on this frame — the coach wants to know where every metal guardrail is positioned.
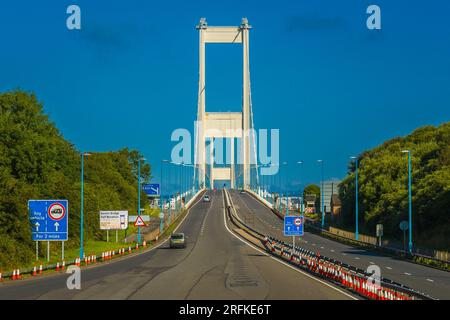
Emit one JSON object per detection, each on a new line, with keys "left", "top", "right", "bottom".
{"left": 245, "top": 189, "right": 450, "bottom": 270}
{"left": 226, "top": 189, "right": 435, "bottom": 300}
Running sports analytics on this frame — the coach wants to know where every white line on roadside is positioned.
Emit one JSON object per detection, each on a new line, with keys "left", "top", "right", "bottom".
{"left": 386, "top": 266, "right": 392, "bottom": 270}
{"left": 355, "top": 257, "right": 360, "bottom": 260}
{"left": 222, "top": 190, "right": 358, "bottom": 301}
{"left": 426, "top": 279, "right": 434, "bottom": 282}
{"left": 404, "top": 272, "right": 411, "bottom": 276}
{"left": 369, "top": 261, "right": 374, "bottom": 264}
{"left": 331, "top": 249, "right": 335, "bottom": 252}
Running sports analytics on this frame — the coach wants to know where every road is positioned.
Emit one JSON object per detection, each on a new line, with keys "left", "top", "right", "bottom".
{"left": 0, "top": 190, "right": 353, "bottom": 300}
{"left": 229, "top": 189, "right": 450, "bottom": 300}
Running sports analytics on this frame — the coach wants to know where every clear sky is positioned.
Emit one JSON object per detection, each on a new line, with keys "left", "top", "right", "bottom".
{"left": 1, "top": 0, "right": 449, "bottom": 191}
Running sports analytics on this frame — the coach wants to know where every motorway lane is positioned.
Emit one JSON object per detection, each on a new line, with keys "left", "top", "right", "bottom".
{"left": 0, "top": 190, "right": 353, "bottom": 300}
{"left": 229, "top": 190, "right": 450, "bottom": 300}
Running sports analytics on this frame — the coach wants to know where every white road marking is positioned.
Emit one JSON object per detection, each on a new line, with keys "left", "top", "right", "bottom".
{"left": 386, "top": 267, "right": 392, "bottom": 270}
{"left": 320, "top": 246, "right": 324, "bottom": 249}
{"left": 404, "top": 272, "right": 411, "bottom": 276}
{"left": 222, "top": 191, "right": 358, "bottom": 301}
{"left": 369, "top": 261, "right": 375, "bottom": 264}
{"left": 427, "top": 279, "right": 434, "bottom": 282}
{"left": 355, "top": 257, "right": 360, "bottom": 260}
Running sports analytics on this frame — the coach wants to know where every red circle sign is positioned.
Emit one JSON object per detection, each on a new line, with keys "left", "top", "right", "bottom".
{"left": 294, "top": 217, "right": 302, "bottom": 226}
{"left": 48, "top": 203, "right": 66, "bottom": 221}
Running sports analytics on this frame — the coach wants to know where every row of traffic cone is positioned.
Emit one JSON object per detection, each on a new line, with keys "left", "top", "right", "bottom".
{"left": 6, "top": 242, "right": 145, "bottom": 281}
{"left": 265, "top": 237, "right": 414, "bottom": 300}
{"left": 11, "top": 269, "right": 21, "bottom": 280}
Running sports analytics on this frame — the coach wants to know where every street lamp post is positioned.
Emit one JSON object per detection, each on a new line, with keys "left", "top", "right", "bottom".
{"left": 402, "top": 150, "right": 413, "bottom": 253}
{"left": 317, "top": 160, "right": 324, "bottom": 228}
{"left": 79, "top": 152, "right": 91, "bottom": 260}
{"left": 297, "top": 161, "right": 304, "bottom": 215}
{"left": 160, "top": 160, "right": 169, "bottom": 233}
{"left": 137, "top": 158, "right": 146, "bottom": 245}
{"left": 350, "top": 156, "right": 359, "bottom": 240}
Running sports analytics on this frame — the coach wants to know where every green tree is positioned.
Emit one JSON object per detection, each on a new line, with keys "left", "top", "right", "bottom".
{"left": 0, "top": 90, "right": 153, "bottom": 269}
{"left": 339, "top": 122, "right": 450, "bottom": 250}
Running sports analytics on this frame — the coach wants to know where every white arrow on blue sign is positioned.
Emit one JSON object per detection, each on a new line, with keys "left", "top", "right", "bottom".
{"left": 29, "top": 200, "right": 68, "bottom": 241}
{"left": 143, "top": 183, "right": 160, "bottom": 196}
{"left": 284, "top": 216, "right": 304, "bottom": 236}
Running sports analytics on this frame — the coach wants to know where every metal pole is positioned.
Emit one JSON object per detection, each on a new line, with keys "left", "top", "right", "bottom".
{"left": 107, "top": 230, "right": 109, "bottom": 242}
{"left": 138, "top": 159, "right": 141, "bottom": 245}
{"left": 292, "top": 236, "right": 295, "bottom": 256}
{"left": 80, "top": 153, "right": 84, "bottom": 259}
{"left": 408, "top": 151, "right": 413, "bottom": 253}
{"left": 36, "top": 241, "right": 38, "bottom": 261}
{"left": 355, "top": 158, "right": 359, "bottom": 241}
{"left": 116, "top": 230, "right": 118, "bottom": 243}
{"left": 62, "top": 241, "right": 64, "bottom": 260}
{"left": 319, "top": 160, "right": 325, "bottom": 228}
{"left": 47, "top": 241, "right": 50, "bottom": 262}
{"left": 160, "top": 160, "right": 164, "bottom": 233}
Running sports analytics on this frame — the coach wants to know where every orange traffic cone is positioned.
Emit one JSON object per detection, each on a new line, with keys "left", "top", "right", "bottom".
{"left": 143, "top": 240, "right": 147, "bottom": 247}
{"left": 62, "top": 261, "right": 65, "bottom": 270}
{"left": 32, "top": 266, "right": 37, "bottom": 276}
{"left": 16, "top": 269, "right": 21, "bottom": 280}
{"left": 39, "top": 264, "right": 43, "bottom": 275}
{"left": 56, "top": 262, "right": 60, "bottom": 272}
{"left": 12, "top": 269, "right": 16, "bottom": 280}
{"left": 128, "top": 246, "right": 131, "bottom": 254}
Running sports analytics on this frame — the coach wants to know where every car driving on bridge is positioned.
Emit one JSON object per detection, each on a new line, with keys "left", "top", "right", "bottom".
{"left": 169, "top": 233, "right": 186, "bottom": 248}
{"left": 203, "top": 194, "right": 211, "bottom": 202}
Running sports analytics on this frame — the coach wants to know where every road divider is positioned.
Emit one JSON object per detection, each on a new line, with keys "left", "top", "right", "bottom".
{"left": 224, "top": 189, "right": 434, "bottom": 300}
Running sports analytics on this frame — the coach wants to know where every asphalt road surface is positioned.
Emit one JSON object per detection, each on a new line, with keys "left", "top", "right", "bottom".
{"left": 229, "top": 189, "right": 450, "bottom": 300}
{"left": 0, "top": 190, "right": 354, "bottom": 300}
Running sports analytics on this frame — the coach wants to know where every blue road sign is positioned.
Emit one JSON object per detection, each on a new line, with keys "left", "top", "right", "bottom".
{"left": 29, "top": 200, "right": 68, "bottom": 241}
{"left": 284, "top": 216, "right": 304, "bottom": 236}
{"left": 143, "top": 183, "right": 160, "bottom": 196}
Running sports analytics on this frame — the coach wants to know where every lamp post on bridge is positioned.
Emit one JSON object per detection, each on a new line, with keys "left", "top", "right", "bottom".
{"left": 350, "top": 156, "right": 359, "bottom": 241}
{"left": 317, "top": 159, "right": 325, "bottom": 229}
{"left": 79, "top": 152, "right": 91, "bottom": 260}
{"left": 402, "top": 150, "right": 413, "bottom": 254}
{"left": 137, "top": 157, "right": 146, "bottom": 245}
{"left": 297, "top": 161, "right": 304, "bottom": 215}
{"left": 160, "top": 160, "right": 169, "bottom": 233}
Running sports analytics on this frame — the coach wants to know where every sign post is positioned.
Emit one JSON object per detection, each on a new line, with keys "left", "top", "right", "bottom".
{"left": 399, "top": 220, "right": 409, "bottom": 252}
{"left": 284, "top": 216, "right": 304, "bottom": 255}
{"left": 376, "top": 224, "right": 384, "bottom": 246}
{"left": 143, "top": 184, "right": 160, "bottom": 196}
{"left": 29, "top": 200, "right": 69, "bottom": 262}
{"left": 100, "top": 211, "right": 128, "bottom": 242}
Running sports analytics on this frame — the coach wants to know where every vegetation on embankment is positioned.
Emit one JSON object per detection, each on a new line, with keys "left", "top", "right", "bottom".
{"left": 0, "top": 90, "right": 151, "bottom": 270}
{"left": 339, "top": 122, "right": 450, "bottom": 250}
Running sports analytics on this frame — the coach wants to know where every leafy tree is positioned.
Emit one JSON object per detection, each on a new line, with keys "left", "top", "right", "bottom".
{"left": 0, "top": 90, "right": 152, "bottom": 268}
{"left": 339, "top": 122, "right": 450, "bottom": 250}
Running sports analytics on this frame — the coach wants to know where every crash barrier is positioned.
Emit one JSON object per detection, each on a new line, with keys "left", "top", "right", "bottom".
{"left": 225, "top": 189, "right": 434, "bottom": 300}
{"left": 263, "top": 236, "right": 434, "bottom": 300}
{"left": 247, "top": 189, "right": 450, "bottom": 269}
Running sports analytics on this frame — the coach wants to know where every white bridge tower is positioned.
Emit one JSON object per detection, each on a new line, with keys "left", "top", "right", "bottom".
{"left": 194, "top": 18, "right": 256, "bottom": 190}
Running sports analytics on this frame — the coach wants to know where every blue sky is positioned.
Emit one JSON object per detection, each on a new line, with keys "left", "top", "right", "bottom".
{"left": 1, "top": 0, "right": 449, "bottom": 191}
